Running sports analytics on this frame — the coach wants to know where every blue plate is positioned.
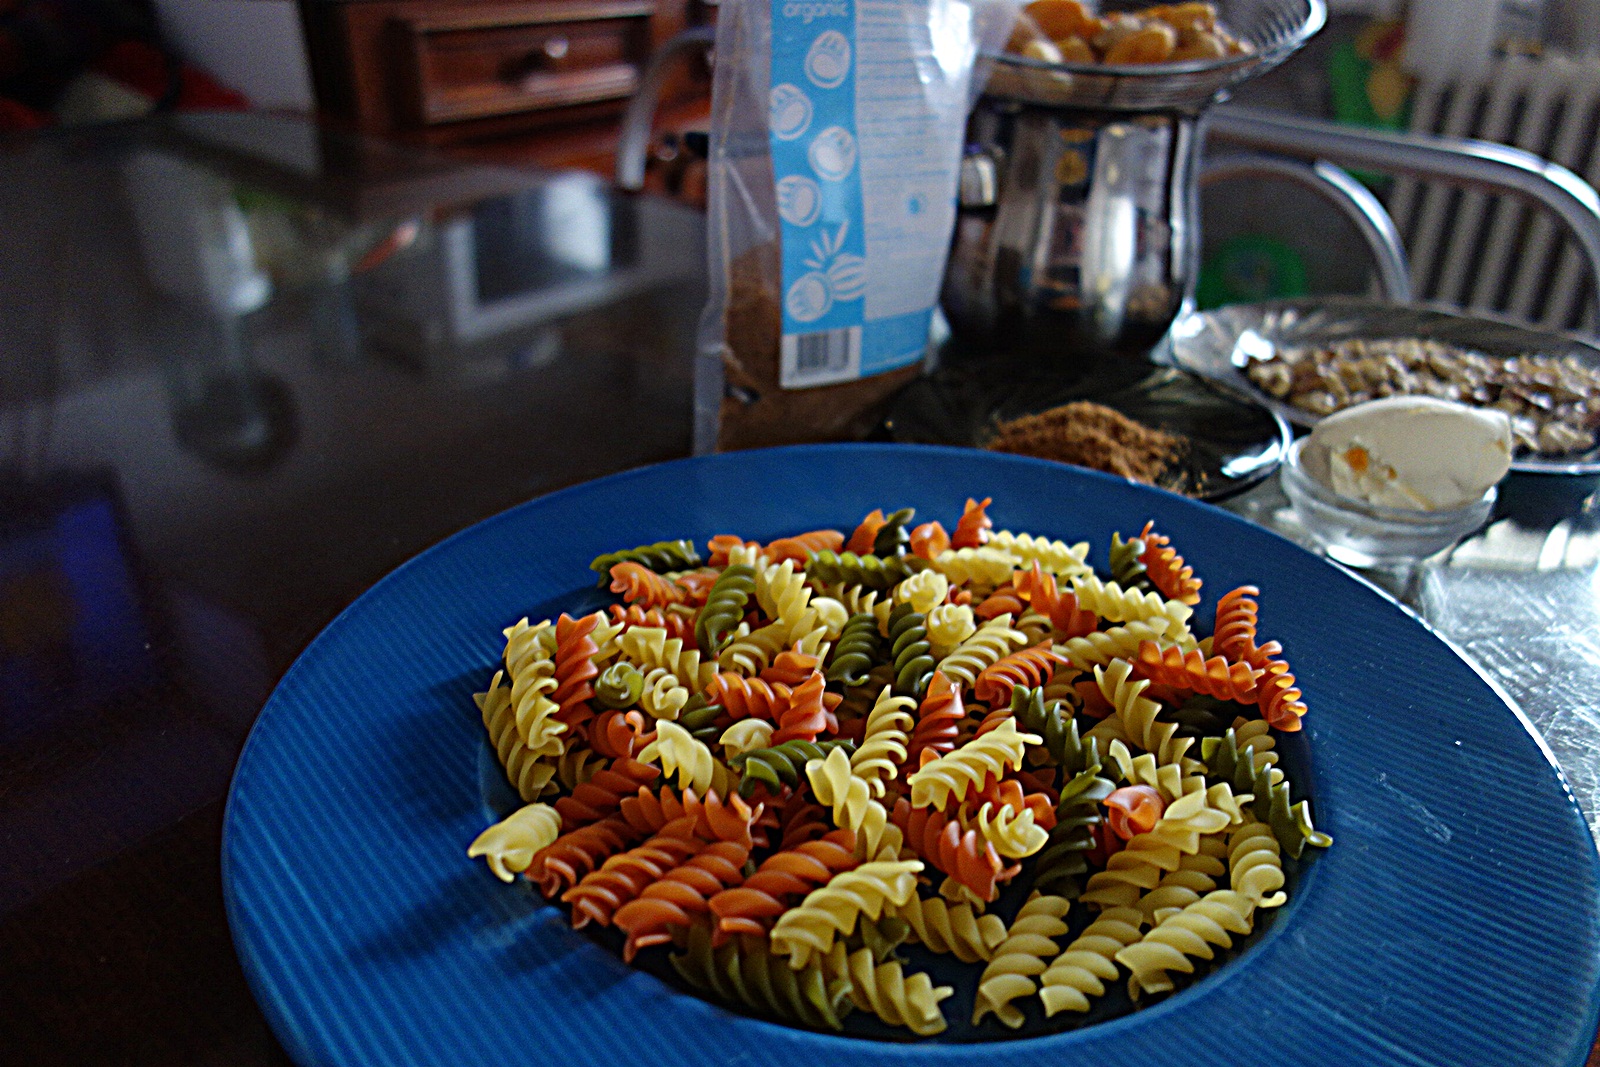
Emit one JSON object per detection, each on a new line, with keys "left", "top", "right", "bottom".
{"left": 224, "top": 444, "right": 1600, "bottom": 1066}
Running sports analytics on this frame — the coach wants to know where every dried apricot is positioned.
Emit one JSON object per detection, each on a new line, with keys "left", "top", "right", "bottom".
{"left": 1104, "top": 22, "right": 1177, "bottom": 64}
{"left": 1025, "top": 0, "right": 1098, "bottom": 42}
{"left": 1171, "top": 29, "right": 1227, "bottom": 61}
{"left": 1155, "top": 2, "right": 1219, "bottom": 36}
{"left": 1055, "top": 34, "right": 1097, "bottom": 63}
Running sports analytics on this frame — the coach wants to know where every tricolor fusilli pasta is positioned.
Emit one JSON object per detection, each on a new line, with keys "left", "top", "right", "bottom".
{"left": 464, "top": 499, "right": 1331, "bottom": 1038}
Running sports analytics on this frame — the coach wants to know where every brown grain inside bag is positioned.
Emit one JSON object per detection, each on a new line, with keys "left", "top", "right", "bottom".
{"left": 717, "top": 243, "right": 922, "bottom": 451}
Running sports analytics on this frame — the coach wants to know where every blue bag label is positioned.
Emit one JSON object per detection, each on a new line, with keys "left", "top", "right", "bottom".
{"left": 770, "top": 0, "right": 962, "bottom": 388}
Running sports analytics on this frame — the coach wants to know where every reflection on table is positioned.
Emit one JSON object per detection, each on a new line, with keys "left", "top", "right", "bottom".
{"left": 2, "top": 109, "right": 1597, "bottom": 1067}
{"left": 0, "top": 114, "right": 704, "bottom": 924}
{"left": 1230, "top": 478, "right": 1600, "bottom": 837}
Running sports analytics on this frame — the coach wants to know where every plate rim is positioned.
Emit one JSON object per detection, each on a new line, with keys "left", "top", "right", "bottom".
{"left": 222, "top": 441, "right": 1600, "bottom": 1066}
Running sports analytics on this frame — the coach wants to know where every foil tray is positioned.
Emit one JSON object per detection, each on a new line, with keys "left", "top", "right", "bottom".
{"left": 1169, "top": 296, "right": 1600, "bottom": 476}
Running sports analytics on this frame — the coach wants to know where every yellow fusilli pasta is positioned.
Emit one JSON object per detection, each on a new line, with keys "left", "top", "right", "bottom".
{"left": 850, "top": 687, "right": 915, "bottom": 793}
{"left": 637, "top": 720, "right": 735, "bottom": 796}
{"left": 893, "top": 570, "right": 950, "bottom": 615}
{"left": 719, "top": 718, "right": 775, "bottom": 759}
{"left": 1014, "top": 609, "right": 1052, "bottom": 647}
{"left": 972, "top": 893, "right": 1071, "bottom": 1027}
{"left": 769, "top": 860, "right": 923, "bottom": 969}
{"left": 819, "top": 581, "right": 885, "bottom": 620}
{"left": 1039, "top": 906, "right": 1144, "bottom": 1015}
{"left": 931, "top": 547, "right": 1020, "bottom": 593}
{"left": 1055, "top": 618, "right": 1175, "bottom": 671}
{"left": 1071, "top": 573, "right": 1194, "bottom": 630}
{"left": 502, "top": 617, "right": 556, "bottom": 679}
{"left": 806, "top": 596, "right": 851, "bottom": 640}
{"left": 756, "top": 559, "right": 827, "bottom": 647}
{"left": 987, "top": 530, "right": 1092, "bottom": 579}
{"left": 908, "top": 719, "right": 1039, "bottom": 809}
{"left": 509, "top": 670, "right": 566, "bottom": 757}
{"left": 969, "top": 801, "right": 1049, "bottom": 860}
{"left": 638, "top": 666, "right": 690, "bottom": 721}
{"left": 1115, "top": 890, "right": 1255, "bottom": 997}
{"left": 620, "top": 626, "right": 716, "bottom": 690}
{"left": 723, "top": 543, "right": 768, "bottom": 569}
{"left": 1103, "top": 738, "right": 1201, "bottom": 804}
{"left": 1039, "top": 663, "right": 1082, "bottom": 707}
{"left": 477, "top": 671, "right": 559, "bottom": 801}
{"left": 1079, "top": 833, "right": 1184, "bottom": 910}
{"left": 925, "top": 604, "right": 977, "bottom": 659}
{"left": 467, "top": 802, "right": 561, "bottom": 882}
{"left": 587, "top": 616, "right": 626, "bottom": 665}
{"left": 1135, "top": 848, "right": 1228, "bottom": 924}
{"left": 717, "top": 621, "right": 788, "bottom": 676}
{"left": 807, "top": 747, "right": 902, "bottom": 860}
{"left": 1228, "top": 821, "right": 1288, "bottom": 908}
{"left": 555, "top": 743, "right": 606, "bottom": 791}
{"left": 891, "top": 895, "right": 1006, "bottom": 963}
{"left": 830, "top": 944, "right": 954, "bottom": 1036}
{"left": 937, "top": 615, "right": 1027, "bottom": 690}
{"left": 1093, "top": 658, "right": 1195, "bottom": 768}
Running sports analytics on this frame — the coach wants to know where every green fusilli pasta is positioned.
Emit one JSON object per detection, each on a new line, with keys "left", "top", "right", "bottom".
{"left": 589, "top": 540, "right": 702, "bottom": 584}
{"left": 696, "top": 564, "right": 757, "bottom": 653}
{"left": 1202, "top": 729, "right": 1331, "bottom": 858}
{"left": 594, "top": 661, "right": 645, "bottom": 710}
{"left": 1108, "top": 532, "right": 1152, "bottom": 592}
{"left": 886, "top": 603, "right": 935, "bottom": 699}
{"left": 826, "top": 613, "right": 884, "bottom": 687}
{"left": 671, "top": 924, "right": 853, "bottom": 1031}
{"left": 734, "top": 738, "right": 855, "bottom": 797}
{"left": 806, "top": 550, "right": 928, "bottom": 591}
{"left": 872, "top": 507, "right": 916, "bottom": 556}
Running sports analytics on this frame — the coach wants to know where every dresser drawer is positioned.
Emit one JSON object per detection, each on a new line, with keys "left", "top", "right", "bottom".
{"left": 393, "top": 1, "right": 655, "bottom": 127}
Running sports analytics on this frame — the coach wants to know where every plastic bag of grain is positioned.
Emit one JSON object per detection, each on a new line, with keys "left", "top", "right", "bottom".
{"left": 697, "top": 0, "right": 1017, "bottom": 451}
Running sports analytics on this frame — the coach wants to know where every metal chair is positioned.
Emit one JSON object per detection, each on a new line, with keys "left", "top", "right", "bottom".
{"left": 614, "top": 26, "right": 715, "bottom": 194}
{"left": 1203, "top": 104, "right": 1600, "bottom": 336}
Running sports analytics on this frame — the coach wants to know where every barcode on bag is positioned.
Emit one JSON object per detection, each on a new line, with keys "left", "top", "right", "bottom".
{"left": 780, "top": 326, "right": 862, "bottom": 388}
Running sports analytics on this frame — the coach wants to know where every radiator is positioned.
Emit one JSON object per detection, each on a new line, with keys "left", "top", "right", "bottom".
{"left": 1386, "top": 52, "right": 1600, "bottom": 334}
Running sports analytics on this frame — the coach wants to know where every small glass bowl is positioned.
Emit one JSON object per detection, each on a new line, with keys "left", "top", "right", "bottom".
{"left": 1279, "top": 437, "right": 1497, "bottom": 567}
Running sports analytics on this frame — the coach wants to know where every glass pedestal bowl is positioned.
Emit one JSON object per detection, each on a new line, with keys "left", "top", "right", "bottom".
{"left": 1279, "top": 436, "right": 1497, "bottom": 567}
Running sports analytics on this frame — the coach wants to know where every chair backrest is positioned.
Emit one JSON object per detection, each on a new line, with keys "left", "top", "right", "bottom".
{"left": 615, "top": 27, "right": 715, "bottom": 192}
{"left": 1207, "top": 102, "right": 1600, "bottom": 340}
{"left": 1388, "top": 52, "right": 1600, "bottom": 334}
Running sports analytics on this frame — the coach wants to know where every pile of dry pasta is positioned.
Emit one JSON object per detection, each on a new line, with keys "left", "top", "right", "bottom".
{"left": 467, "top": 499, "right": 1331, "bottom": 1036}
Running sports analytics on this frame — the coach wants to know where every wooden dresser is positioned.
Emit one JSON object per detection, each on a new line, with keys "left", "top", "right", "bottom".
{"left": 298, "top": 0, "right": 712, "bottom": 169}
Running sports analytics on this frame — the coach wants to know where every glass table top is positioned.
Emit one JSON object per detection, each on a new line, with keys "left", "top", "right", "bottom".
{"left": 2, "top": 110, "right": 1595, "bottom": 1066}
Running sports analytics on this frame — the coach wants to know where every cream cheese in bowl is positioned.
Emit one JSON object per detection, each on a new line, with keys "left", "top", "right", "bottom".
{"left": 1281, "top": 397, "right": 1511, "bottom": 566}
{"left": 1302, "top": 396, "right": 1513, "bottom": 511}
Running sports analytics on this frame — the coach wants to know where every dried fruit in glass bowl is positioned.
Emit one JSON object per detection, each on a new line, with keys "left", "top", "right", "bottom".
{"left": 1007, "top": 0, "right": 1254, "bottom": 67}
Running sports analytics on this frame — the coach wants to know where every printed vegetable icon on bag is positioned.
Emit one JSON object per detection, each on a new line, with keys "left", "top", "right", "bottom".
{"left": 786, "top": 223, "right": 865, "bottom": 322}
{"left": 808, "top": 127, "right": 856, "bottom": 181}
{"left": 786, "top": 273, "right": 833, "bottom": 322}
{"left": 806, "top": 30, "right": 851, "bottom": 88}
{"left": 777, "top": 175, "right": 822, "bottom": 227}
{"left": 770, "top": 84, "right": 813, "bottom": 141}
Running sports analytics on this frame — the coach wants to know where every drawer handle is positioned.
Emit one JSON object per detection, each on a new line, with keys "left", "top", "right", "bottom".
{"left": 506, "top": 35, "right": 572, "bottom": 85}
